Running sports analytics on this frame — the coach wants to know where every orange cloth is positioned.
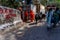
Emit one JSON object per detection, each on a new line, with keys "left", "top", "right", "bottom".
{"left": 24, "top": 11, "right": 28, "bottom": 22}
{"left": 30, "top": 10, "right": 35, "bottom": 22}
{"left": 24, "top": 11, "right": 28, "bottom": 17}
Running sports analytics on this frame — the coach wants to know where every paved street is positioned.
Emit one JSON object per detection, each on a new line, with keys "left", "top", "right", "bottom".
{"left": 0, "top": 21, "right": 60, "bottom": 40}
{"left": 19, "top": 25, "right": 60, "bottom": 40}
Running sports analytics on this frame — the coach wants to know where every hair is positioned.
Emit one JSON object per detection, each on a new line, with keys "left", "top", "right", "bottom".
{"left": 48, "top": 8, "right": 52, "bottom": 11}
{"left": 55, "top": 7, "right": 59, "bottom": 12}
{"left": 56, "top": 8, "right": 59, "bottom": 11}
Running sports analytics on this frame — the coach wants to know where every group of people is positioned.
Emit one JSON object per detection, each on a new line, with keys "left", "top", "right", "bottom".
{"left": 18, "top": 6, "right": 35, "bottom": 22}
{"left": 35, "top": 12, "right": 46, "bottom": 24}
{"left": 23, "top": 10, "right": 35, "bottom": 22}
{"left": 18, "top": 6, "right": 46, "bottom": 23}
{"left": 46, "top": 7, "right": 60, "bottom": 30}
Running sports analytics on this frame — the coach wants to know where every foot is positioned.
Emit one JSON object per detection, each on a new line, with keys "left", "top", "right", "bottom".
{"left": 47, "top": 27, "right": 52, "bottom": 31}
{"left": 52, "top": 24, "right": 56, "bottom": 28}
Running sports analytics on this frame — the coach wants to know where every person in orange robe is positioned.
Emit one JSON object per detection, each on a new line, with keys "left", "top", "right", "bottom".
{"left": 24, "top": 11, "right": 28, "bottom": 22}
{"left": 30, "top": 10, "right": 35, "bottom": 22}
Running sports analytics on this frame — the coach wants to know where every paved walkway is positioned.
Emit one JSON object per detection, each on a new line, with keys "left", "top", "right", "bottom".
{"left": 16, "top": 24, "right": 60, "bottom": 40}
{"left": 0, "top": 21, "right": 60, "bottom": 40}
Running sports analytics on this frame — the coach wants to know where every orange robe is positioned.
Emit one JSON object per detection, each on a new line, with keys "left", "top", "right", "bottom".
{"left": 24, "top": 11, "right": 28, "bottom": 22}
{"left": 30, "top": 10, "right": 35, "bottom": 22}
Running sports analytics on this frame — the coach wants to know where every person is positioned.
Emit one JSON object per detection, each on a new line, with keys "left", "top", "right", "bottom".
{"left": 35, "top": 13, "right": 38, "bottom": 24}
{"left": 24, "top": 10, "right": 28, "bottom": 22}
{"left": 35, "top": 12, "right": 40, "bottom": 24}
{"left": 53, "top": 8, "right": 60, "bottom": 27}
{"left": 30, "top": 10, "right": 35, "bottom": 22}
{"left": 39, "top": 12, "right": 42, "bottom": 22}
{"left": 42, "top": 13, "right": 46, "bottom": 20}
{"left": 17, "top": 6, "right": 23, "bottom": 21}
{"left": 46, "top": 8, "right": 55, "bottom": 30}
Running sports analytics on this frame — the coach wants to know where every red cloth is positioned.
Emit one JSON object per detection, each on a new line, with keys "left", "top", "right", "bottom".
{"left": 30, "top": 10, "right": 35, "bottom": 22}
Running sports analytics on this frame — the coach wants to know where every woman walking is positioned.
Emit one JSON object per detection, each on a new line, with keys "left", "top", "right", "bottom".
{"left": 46, "top": 8, "right": 55, "bottom": 30}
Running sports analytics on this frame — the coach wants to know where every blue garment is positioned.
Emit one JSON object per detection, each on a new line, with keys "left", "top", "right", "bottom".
{"left": 46, "top": 10, "right": 54, "bottom": 27}
{"left": 56, "top": 10, "right": 60, "bottom": 14}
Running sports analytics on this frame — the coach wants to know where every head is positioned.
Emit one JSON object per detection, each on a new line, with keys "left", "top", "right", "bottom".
{"left": 56, "top": 7, "right": 59, "bottom": 11}
{"left": 48, "top": 8, "right": 52, "bottom": 11}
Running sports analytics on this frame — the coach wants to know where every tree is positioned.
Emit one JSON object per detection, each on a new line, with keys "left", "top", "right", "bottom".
{"left": 0, "top": 0, "right": 20, "bottom": 9}
{"left": 40, "top": 0, "right": 47, "bottom": 6}
{"left": 7, "top": 0, "right": 20, "bottom": 9}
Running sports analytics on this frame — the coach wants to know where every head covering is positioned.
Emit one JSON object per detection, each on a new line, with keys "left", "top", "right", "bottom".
{"left": 48, "top": 8, "right": 52, "bottom": 11}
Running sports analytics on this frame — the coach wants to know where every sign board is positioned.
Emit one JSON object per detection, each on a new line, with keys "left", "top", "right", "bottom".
{"left": 0, "top": 6, "right": 21, "bottom": 23}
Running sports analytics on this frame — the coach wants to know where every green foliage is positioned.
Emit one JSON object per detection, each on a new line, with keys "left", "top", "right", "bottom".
{"left": 40, "top": 0, "right": 47, "bottom": 6}
{"left": 0, "top": 0, "right": 20, "bottom": 9}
